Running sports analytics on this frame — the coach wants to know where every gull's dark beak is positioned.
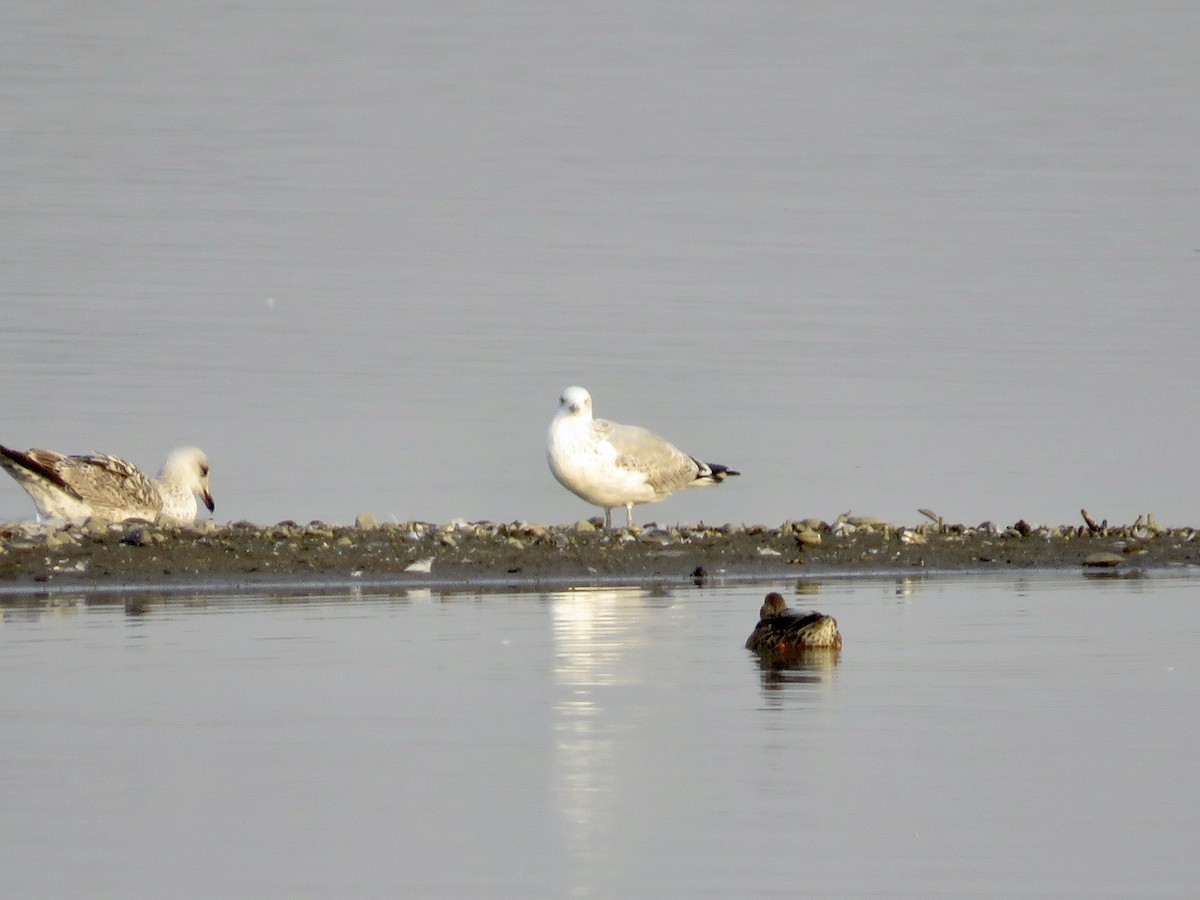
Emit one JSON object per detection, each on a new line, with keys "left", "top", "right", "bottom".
{"left": 202, "top": 489, "right": 215, "bottom": 513}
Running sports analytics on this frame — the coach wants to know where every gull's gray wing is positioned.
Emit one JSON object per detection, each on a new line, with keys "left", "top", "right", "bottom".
{"left": 592, "top": 418, "right": 702, "bottom": 496}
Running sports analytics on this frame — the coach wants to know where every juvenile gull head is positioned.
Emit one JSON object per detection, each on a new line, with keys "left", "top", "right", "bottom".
{"left": 0, "top": 443, "right": 215, "bottom": 525}
{"left": 546, "top": 385, "right": 739, "bottom": 529}
{"left": 156, "top": 446, "right": 215, "bottom": 523}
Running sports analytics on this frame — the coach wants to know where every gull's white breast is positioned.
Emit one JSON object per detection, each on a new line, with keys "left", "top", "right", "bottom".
{"left": 547, "top": 416, "right": 656, "bottom": 508}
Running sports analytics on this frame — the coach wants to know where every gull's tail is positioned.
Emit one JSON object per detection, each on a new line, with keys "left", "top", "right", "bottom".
{"left": 691, "top": 458, "right": 740, "bottom": 486}
{"left": 0, "top": 444, "right": 78, "bottom": 496}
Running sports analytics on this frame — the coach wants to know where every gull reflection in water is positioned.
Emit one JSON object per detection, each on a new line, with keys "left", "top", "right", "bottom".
{"left": 550, "top": 585, "right": 664, "bottom": 891}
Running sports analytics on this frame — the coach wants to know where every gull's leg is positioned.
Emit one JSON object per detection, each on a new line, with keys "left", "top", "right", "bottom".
{"left": 603, "top": 507, "right": 612, "bottom": 529}
{"left": 625, "top": 503, "right": 635, "bottom": 528}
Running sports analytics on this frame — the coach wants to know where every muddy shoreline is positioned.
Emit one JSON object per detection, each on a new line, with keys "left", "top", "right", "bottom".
{"left": 2, "top": 512, "right": 1196, "bottom": 595}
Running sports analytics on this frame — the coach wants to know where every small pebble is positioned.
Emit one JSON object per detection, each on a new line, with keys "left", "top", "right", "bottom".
{"left": 120, "top": 527, "right": 150, "bottom": 547}
{"left": 45, "top": 531, "right": 77, "bottom": 549}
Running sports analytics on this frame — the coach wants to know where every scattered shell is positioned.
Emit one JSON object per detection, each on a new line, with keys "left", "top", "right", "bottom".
{"left": 917, "top": 508, "right": 943, "bottom": 525}
{"left": 45, "top": 531, "right": 78, "bottom": 549}
{"left": 848, "top": 515, "right": 889, "bottom": 529}
{"left": 0, "top": 513, "right": 1192, "bottom": 583}
{"left": 795, "top": 528, "right": 822, "bottom": 547}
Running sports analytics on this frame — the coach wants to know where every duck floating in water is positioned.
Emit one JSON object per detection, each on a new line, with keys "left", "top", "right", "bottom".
{"left": 745, "top": 592, "right": 842, "bottom": 653}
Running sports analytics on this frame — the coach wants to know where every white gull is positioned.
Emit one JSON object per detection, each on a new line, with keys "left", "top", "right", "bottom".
{"left": 0, "top": 444, "right": 214, "bottom": 524}
{"left": 547, "top": 385, "right": 739, "bottom": 529}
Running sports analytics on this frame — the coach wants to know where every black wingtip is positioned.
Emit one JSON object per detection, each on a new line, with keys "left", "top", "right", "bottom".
{"left": 0, "top": 445, "right": 81, "bottom": 496}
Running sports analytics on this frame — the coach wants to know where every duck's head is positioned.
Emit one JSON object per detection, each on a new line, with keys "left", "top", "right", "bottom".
{"left": 759, "top": 592, "right": 789, "bottom": 619}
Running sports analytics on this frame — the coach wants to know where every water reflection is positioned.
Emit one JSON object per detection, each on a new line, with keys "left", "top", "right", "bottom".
{"left": 795, "top": 579, "right": 822, "bottom": 597}
{"left": 0, "top": 594, "right": 85, "bottom": 624}
{"left": 0, "top": 591, "right": 164, "bottom": 622}
{"left": 548, "top": 585, "right": 667, "bottom": 894}
{"left": 0, "top": 584, "right": 475, "bottom": 627}
{"left": 755, "top": 648, "right": 841, "bottom": 687}
{"left": 893, "top": 576, "right": 926, "bottom": 600}
{"left": 4, "top": 575, "right": 1199, "bottom": 896}
{"left": 1082, "top": 568, "right": 1150, "bottom": 582}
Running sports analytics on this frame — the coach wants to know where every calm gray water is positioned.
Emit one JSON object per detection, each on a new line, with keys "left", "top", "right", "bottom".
{"left": 2, "top": 2, "right": 1199, "bottom": 527}
{"left": 2, "top": 573, "right": 1198, "bottom": 898}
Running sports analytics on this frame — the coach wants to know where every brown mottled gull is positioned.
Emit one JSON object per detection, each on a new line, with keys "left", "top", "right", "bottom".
{"left": 0, "top": 444, "right": 214, "bottom": 524}
{"left": 547, "top": 385, "right": 739, "bottom": 529}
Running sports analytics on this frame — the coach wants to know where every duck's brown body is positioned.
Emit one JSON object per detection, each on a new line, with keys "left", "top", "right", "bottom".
{"left": 745, "top": 592, "right": 842, "bottom": 652}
